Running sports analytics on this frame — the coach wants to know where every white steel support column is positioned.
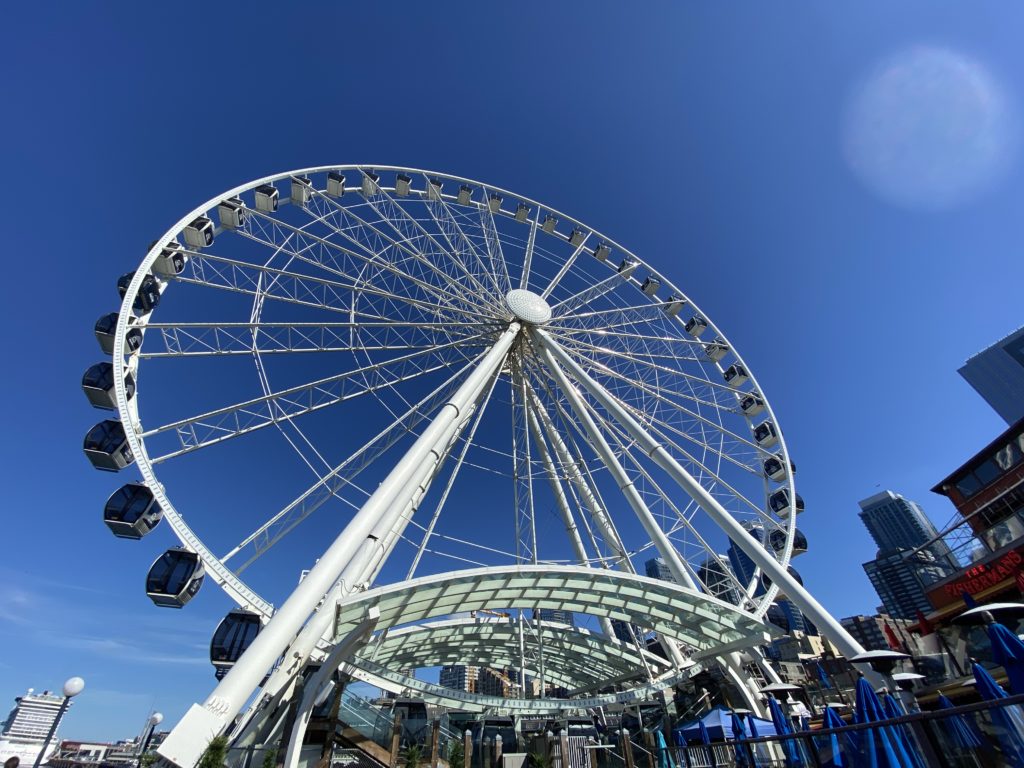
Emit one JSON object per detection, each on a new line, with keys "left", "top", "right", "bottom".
{"left": 525, "top": 406, "right": 618, "bottom": 641}
{"left": 158, "top": 324, "right": 521, "bottom": 768}
{"left": 532, "top": 328, "right": 872, "bottom": 667}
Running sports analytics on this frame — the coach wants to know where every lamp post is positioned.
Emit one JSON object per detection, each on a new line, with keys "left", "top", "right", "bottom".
{"left": 138, "top": 712, "right": 164, "bottom": 768}
{"left": 32, "top": 677, "right": 84, "bottom": 768}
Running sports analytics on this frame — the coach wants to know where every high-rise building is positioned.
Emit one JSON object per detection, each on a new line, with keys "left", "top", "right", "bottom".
{"left": 698, "top": 555, "right": 742, "bottom": 605}
{"left": 611, "top": 619, "right": 643, "bottom": 645}
{"left": 839, "top": 614, "right": 916, "bottom": 653}
{"left": 858, "top": 491, "right": 959, "bottom": 619}
{"left": 858, "top": 491, "right": 958, "bottom": 566}
{"left": 645, "top": 557, "right": 678, "bottom": 584}
{"left": 477, "top": 667, "right": 518, "bottom": 697}
{"left": 726, "top": 522, "right": 810, "bottom": 634}
{"left": 958, "top": 326, "right": 1024, "bottom": 425}
{"left": 535, "top": 609, "right": 575, "bottom": 626}
{"left": 439, "top": 665, "right": 478, "bottom": 693}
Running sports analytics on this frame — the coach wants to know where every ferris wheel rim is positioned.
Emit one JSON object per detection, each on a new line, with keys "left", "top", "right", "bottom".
{"left": 109, "top": 164, "right": 799, "bottom": 623}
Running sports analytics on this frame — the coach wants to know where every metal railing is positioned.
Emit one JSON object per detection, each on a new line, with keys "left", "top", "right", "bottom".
{"left": 639, "top": 693, "right": 1024, "bottom": 767}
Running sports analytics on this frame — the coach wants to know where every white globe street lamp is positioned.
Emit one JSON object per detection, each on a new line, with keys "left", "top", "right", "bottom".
{"left": 33, "top": 677, "right": 85, "bottom": 768}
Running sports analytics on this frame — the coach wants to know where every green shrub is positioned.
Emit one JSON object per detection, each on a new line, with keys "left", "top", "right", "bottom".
{"left": 197, "top": 736, "right": 229, "bottom": 768}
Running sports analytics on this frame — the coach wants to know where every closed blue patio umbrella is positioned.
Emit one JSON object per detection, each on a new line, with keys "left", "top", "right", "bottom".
{"left": 972, "top": 662, "right": 1024, "bottom": 768}
{"left": 698, "top": 720, "right": 715, "bottom": 768}
{"left": 730, "top": 712, "right": 748, "bottom": 768}
{"left": 767, "top": 696, "right": 801, "bottom": 767}
{"left": 936, "top": 693, "right": 983, "bottom": 751}
{"left": 654, "top": 729, "right": 676, "bottom": 768}
{"left": 990, "top": 620, "right": 1024, "bottom": 695}
{"left": 882, "top": 694, "right": 924, "bottom": 768}
{"left": 819, "top": 706, "right": 848, "bottom": 768}
{"left": 854, "top": 676, "right": 914, "bottom": 768}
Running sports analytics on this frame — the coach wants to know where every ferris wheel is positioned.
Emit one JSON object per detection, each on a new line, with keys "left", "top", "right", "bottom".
{"left": 82, "top": 166, "right": 844, "bottom": 738}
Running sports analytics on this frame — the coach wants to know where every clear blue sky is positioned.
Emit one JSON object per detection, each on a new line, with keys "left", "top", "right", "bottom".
{"left": 1, "top": 1, "right": 1022, "bottom": 743}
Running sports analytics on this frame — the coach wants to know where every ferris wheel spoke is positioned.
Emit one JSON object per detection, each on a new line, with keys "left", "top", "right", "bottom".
{"left": 240, "top": 207, "right": 493, "bottom": 321}
{"left": 221, "top": 348, "right": 488, "bottom": 570}
{"left": 350, "top": 174, "right": 506, "bottom": 310}
{"left": 540, "top": 232, "right": 591, "bottom": 300}
{"left": 510, "top": 356, "right": 537, "bottom": 564}
{"left": 138, "top": 320, "right": 489, "bottom": 357}
{"left": 297, "top": 191, "right": 501, "bottom": 317}
{"left": 518, "top": 209, "right": 540, "bottom": 291}
{"left": 478, "top": 197, "right": 513, "bottom": 294}
{"left": 548, "top": 330, "right": 747, "bottom": 410}
{"left": 416, "top": 174, "right": 509, "bottom": 299}
{"left": 177, "top": 249, "right": 488, "bottom": 324}
{"left": 547, "top": 346, "right": 764, "bottom": 476}
{"left": 142, "top": 334, "right": 486, "bottom": 462}
{"left": 548, "top": 271, "right": 634, "bottom": 318}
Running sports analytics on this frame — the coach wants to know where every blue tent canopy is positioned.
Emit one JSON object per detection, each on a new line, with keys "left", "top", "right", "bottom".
{"left": 673, "top": 707, "right": 775, "bottom": 743}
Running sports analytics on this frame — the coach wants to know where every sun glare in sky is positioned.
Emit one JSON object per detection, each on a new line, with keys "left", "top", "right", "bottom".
{"left": 842, "top": 45, "right": 1018, "bottom": 211}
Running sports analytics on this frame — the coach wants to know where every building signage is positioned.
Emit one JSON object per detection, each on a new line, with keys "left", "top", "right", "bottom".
{"left": 926, "top": 544, "right": 1024, "bottom": 609}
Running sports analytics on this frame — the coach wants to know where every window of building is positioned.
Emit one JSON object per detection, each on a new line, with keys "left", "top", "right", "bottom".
{"left": 954, "top": 433, "right": 1024, "bottom": 499}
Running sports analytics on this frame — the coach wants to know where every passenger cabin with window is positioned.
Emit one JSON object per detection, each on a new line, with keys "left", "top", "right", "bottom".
{"left": 117, "top": 272, "right": 161, "bottom": 314}
{"left": 94, "top": 313, "right": 142, "bottom": 355}
{"left": 183, "top": 216, "right": 214, "bottom": 249}
{"left": 723, "top": 363, "right": 748, "bottom": 387}
{"left": 768, "top": 527, "right": 808, "bottom": 556}
{"left": 146, "top": 548, "right": 204, "bottom": 608}
{"left": 327, "top": 171, "right": 346, "bottom": 197}
{"left": 740, "top": 393, "right": 765, "bottom": 417}
{"left": 290, "top": 176, "right": 313, "bottom": 205}
{"left": 152, "top": 240, "right": 187, "bottom": 275}
{"left": 754, "top": 420, "right": 778, "bottom": 448}
{"left": 768, "top": 488, "right": 805, "bottom": 518}
{"left": 361, "top": 170, "right": 380, "bottom": 196}
{"left": 685, "top": 316, "right": 709, "bottom": 338}
{"left": 104, "top": 483, "right": 162, "bottom": 539}
{"left": 82, "top": 362, "right": 135, "bottom": 410}
{"left": 83, "top": 420, "right": 134, "bottom": 471}
{"left": 217, "top": 198, "right": 245, "bottom": 230}
{"left": 762, "top": 454, "right": 795, "bottom": 482}
{"left": 395, "top": 173, "right": 412, "bottom": 197}
{"left": 210, "top": 609, "right": 262, "bottom": 679}
{"left": 255, "top": 184, "right": 280, "bottom": 211}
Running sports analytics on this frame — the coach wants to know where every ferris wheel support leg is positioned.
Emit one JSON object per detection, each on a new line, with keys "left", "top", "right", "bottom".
{"left": 531, "top": 336, "right": 696, "bottom": 592}
{"left": 282, "top": 608, "right": 380, "bottom": 768}
{"left": 721, "top": 653, "right": 767, "bottom": 717}
{"left": 531, "top": 329, "right": 876, "bottom": 676}
{"left": 158, "top": 324, "right": 521, "bottom": 768}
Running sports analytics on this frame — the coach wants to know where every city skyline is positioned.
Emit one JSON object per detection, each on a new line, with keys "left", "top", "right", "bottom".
{"left": 3, "top": 1, "right": 1023, "bottom": 743}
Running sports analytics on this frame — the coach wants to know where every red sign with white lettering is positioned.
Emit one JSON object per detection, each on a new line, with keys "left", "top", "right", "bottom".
{"left": 926, "top": 545, "right": 1024, "bottom": 609}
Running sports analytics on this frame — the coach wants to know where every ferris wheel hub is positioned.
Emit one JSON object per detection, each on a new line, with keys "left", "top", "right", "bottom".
{"left": 505, "top": 289, "right": 552, "bottom": 325}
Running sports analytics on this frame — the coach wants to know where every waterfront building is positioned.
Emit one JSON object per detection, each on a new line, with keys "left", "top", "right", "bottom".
{"left": 958, "top": 326, "right": 1024, "bottom": 425}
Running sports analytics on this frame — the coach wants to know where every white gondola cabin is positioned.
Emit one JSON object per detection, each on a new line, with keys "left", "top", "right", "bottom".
{"left": 488, "top": 193, "right": 502, "bottom": 213}
{"left": 183, "top": 216, "right": 214, "bottom": 249}
{"left": 395, "top": 173, "right": 412, "bottom": 197}
{"left": 83, "top": 420, "right": 134, "bottom": 471}
{"left": 704, "top": 338, "right": 729, "bottom": 362}
{"left": 768, "top": 488, "right": 805, "bottom": 518}
{"left": 327, "top": 171, "right": 346, "bottom": 197}
{"left": 94, "top": 313, "right": 143, "bottom": 355}
{"left": 685, "top": 316, "right": 709, "bottom": 338}
{"left": 255, "top": 183, "right": 279, "bottom": 212}
{"left": 82, "top": 362, "right": 135, "bottom": 410}
{"left": 117, "top": 272, "right": 161, "bottom": 314}
{"left": 458, "top": 184, "right": 473, "bottom": 205}
{"left": 290, "top": 175, "right": 312, "bottom": 205}
{"left": 723, "top": 363, "right": 748, "bottom": 388}
{"left": 146, "top": 548, "right": 204, "bottom": 608}
{"left": 640, "top": 276, "right": 660, "bottom": 296}
{"left": 753, "top": 420, "right": 778, "bottom": 448}
{"left": 739, "top": 393, "right": 765, "bottom": 417}
{"left": 216, "top": 197, "right": 245, "bottom": 230}
{"left": 762, "top": 454, "right": 796, "bottom": 482}
{"left": 663, "top": 295, "right": 685, "bottom": 316}
{"left": 593, "top": 243, "right": 611, "bottom": 262}
{"left": 361, "top": 170, "right": 380, "bottom": 196}
{"left": 210, "top": 609, "right": 262, "bottom": 679}
{"left": 515, "top": 203, "right": 530, "bottom": 222}
{"left": 104, "top": 483, "right": 162, "bottom": 539}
